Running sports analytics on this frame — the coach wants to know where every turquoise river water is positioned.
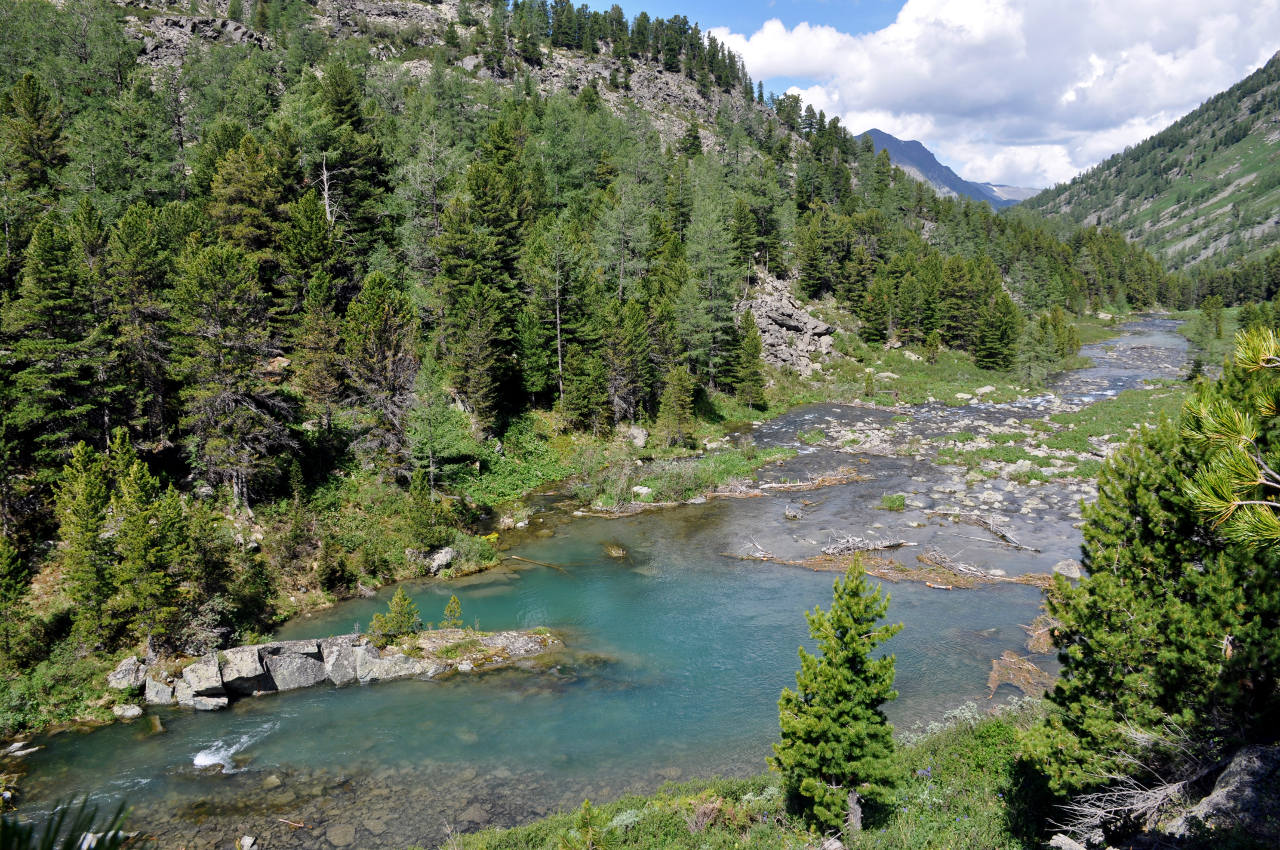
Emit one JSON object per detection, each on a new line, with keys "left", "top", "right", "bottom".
{"left": 12, "top": 318, "right": 1188, "bottom": 849}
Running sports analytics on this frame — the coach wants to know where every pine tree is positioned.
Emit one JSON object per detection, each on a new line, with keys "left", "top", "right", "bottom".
{"left": 343, "top": 271, "right": 420, "bottom": 470}
{"left": 103, "top": 202, "right": 171, "bottom": 444}
{"left": 0, "top": 74, "right": 66, "bottom": 282}
{"left": 604, "top": 300, "right": 654, "bottom": 423}
{"left": 973, "top": 291, "right": 1021, "bottom": 370}
{"left": 55, "top": 442, "right": 111, "bottom": 643}
{"left": 679, "top": 121, "right": 701, "bottom": 158}
{"left": 370, "top": 586, "right": 421, "bottom": 646}
{"left": 171, "top": 243, "right": 295, "bottom": 506}
{"left": 293, "top": 274, "right": 345, "bottom": 431}
{"left": 106, "top": 445, "right": 183, "bottom": 646}
{"left": 441, "top": 594, "right": 463, "bottom": 628}
{"left": 560, "top": 344, "right": 610, "bottom": 436}
{"left": 0, "top": 74, "right": 67, "bottom": 201}
{"left": 279, "top": 189, "right": 340, "bottom": 319}
{"left": 655, "top": 363, "right": 695, "bottom": 448}
{"left": 773, "top": 559, "right": 901, "bottom": 834}
{"left": 1031, "top": 412, "right": 1280, "bottom": 795}
{"left": 736, "top": 309, "right": 766, "bottom": 409}
{"left": 207, "top": 134, "right": 283, "bottom": 273}
{"left": 448, "top": 281, "right": 508, "bottom": 433}
{"left": 859, "top": 275, "right": 894, "bottom": 345}
{"left": 3, "top": 212, "right": 105, "bottom": 482}
{"left": 0, "top": 533, "right": 29, "bottom": 658}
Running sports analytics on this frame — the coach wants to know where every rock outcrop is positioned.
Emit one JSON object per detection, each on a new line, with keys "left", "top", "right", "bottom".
{"left": 125, "top": 14, "right": 273, "bottom": 67}
{"left": 737, "top": 271, "right": 835, "bottom": 376}
{"left": 109, "top": 629, "right": 560, "bottom": 713}
{"left": 1165, "top": 745, "right": 1280, "bottom": 842}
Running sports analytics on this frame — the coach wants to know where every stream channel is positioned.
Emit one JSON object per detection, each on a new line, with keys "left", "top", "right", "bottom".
{"left": 15, "top": 318, "right": 1188, "bottom": 849}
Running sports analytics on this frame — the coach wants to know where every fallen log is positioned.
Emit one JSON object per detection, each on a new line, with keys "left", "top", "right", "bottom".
{"left": 926, "top": 510, "right": 1041, "bottom": 552}
{"left": 822, "top": 535, "right": 917, "bottom": 555}
{"left": 507, "top": 555, "right": 569, "bottom": 574}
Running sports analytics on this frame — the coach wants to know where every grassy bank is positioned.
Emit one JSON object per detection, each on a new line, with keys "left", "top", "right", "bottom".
{"left": 440, "top": 701, "right": 1045, "bottom": 850}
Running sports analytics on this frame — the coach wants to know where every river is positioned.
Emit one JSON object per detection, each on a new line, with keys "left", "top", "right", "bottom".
{"left": 13, "top": 318, "right": 1188, "bottom": 849}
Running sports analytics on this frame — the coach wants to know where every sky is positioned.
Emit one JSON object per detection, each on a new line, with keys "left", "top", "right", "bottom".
{"left": 636, "top": 0, "right": 1280, "bottom": 188}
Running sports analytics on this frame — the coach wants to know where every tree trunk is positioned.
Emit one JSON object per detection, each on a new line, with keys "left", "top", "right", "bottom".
{"left": 844, "top": 789, "right": 862, "bottom": 839}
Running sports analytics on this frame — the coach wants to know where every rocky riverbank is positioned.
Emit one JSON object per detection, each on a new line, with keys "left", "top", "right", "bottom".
{"left": 106, "top": 628, "right": 561, "bottom": 715}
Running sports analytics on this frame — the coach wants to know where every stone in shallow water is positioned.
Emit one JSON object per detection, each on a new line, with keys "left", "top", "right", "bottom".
{"left": 325, "top": 823, "right": 356, "bottom": 847}
{"left": 191, "top": 695, "right": 228, "bottom": 711}
{"left": 112, "top": 704, "right": 142, "bottom": 720}
{"left": 1052, "top": 559, "right": 1083, "bottom": 579}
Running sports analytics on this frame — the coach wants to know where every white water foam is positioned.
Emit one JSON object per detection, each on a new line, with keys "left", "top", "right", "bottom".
{"left": 192, "top": 722, "right": 278, "bottom": 771}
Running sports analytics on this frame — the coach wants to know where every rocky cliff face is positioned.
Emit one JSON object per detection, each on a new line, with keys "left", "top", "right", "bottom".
{"left": 736, "top": 269, "right": 834, "bottom": 377}
{"left": 125, "top": 11, "right": 272, "bottom": 67}
{"left": 119, "top": 0, "right": 778, "bottom": 152}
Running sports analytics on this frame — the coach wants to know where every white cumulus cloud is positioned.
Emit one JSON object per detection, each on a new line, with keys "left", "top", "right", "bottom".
{"left": 709, "top": 0, "right": 1280, "bottom": 187}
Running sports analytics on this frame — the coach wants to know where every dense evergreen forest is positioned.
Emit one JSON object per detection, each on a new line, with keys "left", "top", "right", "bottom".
{"left": 0, "top": 0, "right": 1180, "bottom": 733}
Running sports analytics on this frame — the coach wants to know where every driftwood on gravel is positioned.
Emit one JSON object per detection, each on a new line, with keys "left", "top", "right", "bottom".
{"left": 926, "top": 510, "right": 1041, "bottom": 552}
{"left": 760, "top": 468, "right": 870, "bottom": 492}
{"left": 822, "top": 535, "right": 918, "bottom": 555}
{"left": 916, "top": 547, "right": 989, "bottom": 578}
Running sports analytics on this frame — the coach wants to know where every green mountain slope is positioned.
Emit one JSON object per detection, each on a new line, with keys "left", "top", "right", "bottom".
{"left": 1022, "top": 51, "right": 1280, "bottom": 271}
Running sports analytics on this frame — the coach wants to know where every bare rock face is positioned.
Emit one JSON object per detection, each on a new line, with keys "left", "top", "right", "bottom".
{"left": 126, "top": 15, "right": 273, "bottom": 67}
{"left": 737, "top": 271, "right": 834, "bottom": 377}
{"left": 354, "top": 646, "right": 434, "bottom": 683}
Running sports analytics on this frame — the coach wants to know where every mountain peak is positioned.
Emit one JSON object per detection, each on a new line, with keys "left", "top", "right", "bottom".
{"left": 860, "top": 128, "right": 1038, "bottom": 209}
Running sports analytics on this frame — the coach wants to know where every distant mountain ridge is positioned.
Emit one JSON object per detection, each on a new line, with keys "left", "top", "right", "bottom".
{"left": 1021, "top": 51, "right": 1280, "bottom": 271}
{"left": 860, "top": 128, "right": 1037, "bottom": 209}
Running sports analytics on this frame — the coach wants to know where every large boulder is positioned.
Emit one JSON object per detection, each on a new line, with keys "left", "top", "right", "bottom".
{"left": 220, "top": 646, "right": 270, "bottom": 695}
{"left": 173, "top": 679, "right": 195, "bottom": 707}
{"left": 112, "top": 704, "right": 143, "bottom": 720}
{"left": 191, "top": 695, "right": 229, "bottom": 711}
{"left": 1052, "top": 559, "right": 1084, "bottom": 579}
{"left": 321, "top": 637, "right": 360, "bottom": 687}
{"left": 181, "top": 653, "right": 225, "bottom": 696}
{"left": 144, "top": 677, "right": 174, "bottom": 705}
{"left": 264, "top": 652, "right": 328, "bottom": 692}
{"left": 107, "top": 656, "right": 147, "bottom": 690}
{"left": 265, "top": 639, "right": 322, "bottom": 659}
{"left": 1166, "top": 745, "right": 1280, "bottom": 841}
{"left": 354, "top": 645, "right": 433, "bottom": 683}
